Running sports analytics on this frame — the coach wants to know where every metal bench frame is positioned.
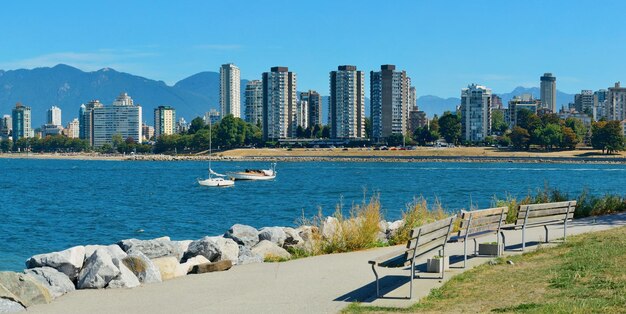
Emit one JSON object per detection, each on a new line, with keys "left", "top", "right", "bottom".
{"left": 450, "top": 206, "right": 508, "bottom": 268}
{"left": 368, "top": 215, "right": 457, "bottom": 299}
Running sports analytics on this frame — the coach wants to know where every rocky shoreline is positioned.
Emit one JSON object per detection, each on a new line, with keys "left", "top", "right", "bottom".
{"left": 0, "top": 217, "right": 403, "bottom": 312}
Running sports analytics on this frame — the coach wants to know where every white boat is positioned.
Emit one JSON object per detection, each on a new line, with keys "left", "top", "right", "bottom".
{"left": 198, "top": 120, "right": 234, "bottom": 187}
{"left": 227, "top": 163, "right": 277, "bottom": 181}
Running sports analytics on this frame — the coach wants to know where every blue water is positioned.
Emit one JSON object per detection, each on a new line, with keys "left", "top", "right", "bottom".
{"left": 1, "top": 158, "right": 625, "bottom": 271}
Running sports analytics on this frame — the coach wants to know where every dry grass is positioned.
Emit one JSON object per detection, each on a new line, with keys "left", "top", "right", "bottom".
{"left": 389, "top": 198, "right": 448, "bottom": 245}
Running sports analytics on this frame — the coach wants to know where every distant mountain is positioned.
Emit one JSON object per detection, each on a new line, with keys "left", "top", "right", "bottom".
{"left": 496, "top": 86, "right": 575, "bottom": 109}
{"left": 0, "top": 64, "right": 246, "bottom": 126}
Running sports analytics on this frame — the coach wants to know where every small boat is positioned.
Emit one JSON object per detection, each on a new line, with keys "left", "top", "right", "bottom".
{"left": 198, "top": 119, "right": 234, "bottom": 187}
{"left": 227, "top": 163, "right": 277, "bottom": 181}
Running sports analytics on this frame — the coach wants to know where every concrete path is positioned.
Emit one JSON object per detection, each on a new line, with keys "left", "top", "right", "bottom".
{"left": 28, "top": 212, "right": 626, "bottom": 314}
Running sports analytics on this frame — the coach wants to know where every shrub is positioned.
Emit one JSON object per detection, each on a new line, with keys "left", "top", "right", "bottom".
{"left": 389, "top": 197, "right": 447, "bottom": 245}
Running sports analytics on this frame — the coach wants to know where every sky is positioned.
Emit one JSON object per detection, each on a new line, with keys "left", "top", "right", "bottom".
{"left": 1, "top": 0, "right": 626, "bottom": 98}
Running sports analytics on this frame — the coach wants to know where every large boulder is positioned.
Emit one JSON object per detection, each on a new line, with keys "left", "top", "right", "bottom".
{"left": 84, "top": 245, "right": 127, "bottom": 261}
{"left": 25, "top": 246, "right": 85, "bottom": 281}
{"left": 122, "top": 252, "right": 162, "bottom": 284}
{"left": 77, "top": 248, "right": 120, "bottom": 289}
{"left": 282, "top": 227, "right": 304, "bottom": 248}
{"left": 107, "top": 262, "right": 140, "bottom": 289}
{"left": 0, "top": 298, "right": 25, "bottom": 312}
{"left": 0, "top": 272, "right": 52, "bottom": 307}
{"left": 224, "top": 224, "right": 259, "bottom": 248}
{"left": 212, "top": 237, "right": 239, "bottom": 264}
{"left": 183, "top": 237, "right": 222, "bottom": 262}
{"left": 387, "top": 220, "right": 404, "bottom": 237}
{"left": 321, "top": 217, "right": 339, "bottom": 239}
{"left": 24, "top": 267, "right": 74, "bottom": 299}
{"left": 175, "top": 255, "right": 210, "bottom": 277}
{"left": 117, "top": 237, "right": 179, "bottom": 259}
{"left": 258, "top": 227, "right": 287, "bottom": 247}
{"left": 150, "top": 257, "right": 179, "bottom": 281}
{"left": 297, "top": 226, "right": 319, "bottom": 252}
{"left": 189, "top": 260, "right": 232, "bottom": 274}
{"left": 237, "top": 246, "right": 263, "bottom": 265}
{"left": 172, "top": 240, "right": 193, "bottom": 261}
{"left": 251, "top": 240, "right": 291, "bottom": 261}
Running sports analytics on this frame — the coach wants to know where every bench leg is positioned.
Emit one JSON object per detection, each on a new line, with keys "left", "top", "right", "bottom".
{"left": 521, "top": 226, "right": 526, "bottom": 252}
{"left": 409, "top": 260, "right": 414, "bottom": 299}
{"left": 564, "top": 220, "right": 567, "bottom": 242}
{"left": 544, "top": 225, "right": 549, "bottom": 243}
{"left": 473, "top": 238, "right": 478, "bottom": 256}
{"left": 371, "top": 264, "right": 379, "bottom": 298}
{"left": 500, "top": 231, "right": 506, "bottom": 252}
{"left": 441, "top": 247, "right": 445, "bottom": 280}
{"left": 463, "top": 240, "right": 467, "bottom": 268}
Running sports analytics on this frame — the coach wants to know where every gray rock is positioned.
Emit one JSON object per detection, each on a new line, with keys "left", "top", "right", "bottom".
{"left": 387, "top": 220, "right": 404, "bottom": 237}
{"left": 0, "top": 298, "right": 25, "bottom": 313}
{"left": 224, "top": 224, "right": 259, "bottom": 248}
{"left": 282, "top": 227, "right": 303, "bottom": 248}
{"left": 237, "top": 245, "right": 263, "bottom": 265}
{"left": 24, "top": 267, "right": 75, "bottom": 299}
{"left": 251, "top": 240, "right": 291, "bottom": 260}
{"left": 258, "top": 227, "right": 287, "bottom": 247}
{"left": 25, "top": 246, "right": 85, "bottom": 281}
{"left": 0, "top": 272, "right": 52, "bottom": 307}
{"left": 107, "top": 262, "right": 140, "bottom": 289}
{"left": 77, "top": 248, "right": 120, "bottom": 289}
{"left": 172, "top": 240, "right": 193, "bottom": 261}
{"left": 150, "top": 257, "right": 179, "bottom": 280}
{"left": 297, "top": 226, "right": 319, "bottom": 252}
{"left": 176, "top": 255, "right": 210, "bottom": 277}
{"left": 212, "top": 237, "right": 239, "bottom": 264}
{"left": 117, "top": 237, "right": 179, "bottom": 259}
{"left": 321, "top": 217, "right": 339, "bottom": 239}
{"left": 184, "top": 237, "right": 222, "bottom": 262}
{"left": 122, "top": 251, "right": 162, "bottom": 284}
{"left": 85, "top": 245, "right": 127, "bottom": 261}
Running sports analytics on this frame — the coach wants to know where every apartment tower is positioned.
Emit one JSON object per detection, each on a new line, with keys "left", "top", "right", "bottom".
{"left": 220, "top": 63, "right": 241, "bottom": 118}
{"left": 329, "top": 65, "right": 365, "bottom": 139}
{"left": 262, "top": 67, "right": 297, "bottom": 141}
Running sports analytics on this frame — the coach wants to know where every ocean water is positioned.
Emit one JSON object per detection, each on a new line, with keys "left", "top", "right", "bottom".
{"left": 1, "top": 158, "right": 625, "bottom": 271}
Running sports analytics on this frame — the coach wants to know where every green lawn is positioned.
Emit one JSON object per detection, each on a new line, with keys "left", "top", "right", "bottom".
{"left": 345, "top": 226, "right": 626, "bottom": 313}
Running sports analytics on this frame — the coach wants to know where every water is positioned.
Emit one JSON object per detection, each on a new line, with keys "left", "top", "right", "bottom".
{"left": 1, "top": 158, "right": 625, "bottom": 271}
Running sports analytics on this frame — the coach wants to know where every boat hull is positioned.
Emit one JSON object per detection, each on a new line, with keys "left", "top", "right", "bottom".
{"left": 198, "top": 178, "right": 235, "bottom": 187}
{"left": 227, "top": 173, "right": 276, "bottom": 181}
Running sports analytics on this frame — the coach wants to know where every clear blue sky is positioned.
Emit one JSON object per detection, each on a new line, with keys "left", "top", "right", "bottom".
{"left": 1, "top": 0, "right": 625, "bottom": 97}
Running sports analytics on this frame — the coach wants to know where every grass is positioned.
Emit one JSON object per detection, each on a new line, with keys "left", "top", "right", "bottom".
{"left": 388, "top": 198, "right": 447, "bottom": 245}
{"left": 344, "top": 226, "right": 626, "bottom": 313}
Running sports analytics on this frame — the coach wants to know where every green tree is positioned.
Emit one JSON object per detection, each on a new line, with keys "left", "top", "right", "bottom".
{"left": 322, "top": 125, "right": 331, "bottom": 138}
{"left": 430, "top": 115, "right": 440, "bottom": 134}
{"left": 491, "top": 110, "right": 508, "bottom": 134}
{"left": 561, "top": 126, "right": 579, "bottom": 149}
{"left": 517, "top": 109, "right": 542, "bottom": 133}
{"left": 215, "top": 115, "right": 246, "bottom": 148}
{"left": 438, "top": 112, "right": 461, "bottom": 145}
{"left": 533, "top": 123, "right": 563, "bottom": 150}
{"left": 592, "top": 121, "right": 625, "bottom": 154}
{"left": 412, "top": 126, "right": 438, "bottom": 146}
{"left": 386, "top": 134, "right": 404, "bottom": 146}
{"left": 0, "top": 139, "right": 12, "bottom": 152}
{"left": 364, "top": 117, "right": 372, "bottom": 139}
{"left": 296, "top": 125, "right": 305, "bottom": 138}
{"left": 510, "top": 126, "right": 530, "bottom": 149}
{"left": 188, "top": 117, "right": 206, "bottom": 134}
{"left": 564, "top": 117, "right": 587, "bottom": 143}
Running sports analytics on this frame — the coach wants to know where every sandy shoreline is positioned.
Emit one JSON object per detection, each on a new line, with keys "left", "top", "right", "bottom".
{"left": 1, "top": 147, "right": 625, "bottom": 164}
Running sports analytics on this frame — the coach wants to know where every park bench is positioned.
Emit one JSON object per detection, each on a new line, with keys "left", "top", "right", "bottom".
{"left": 368, "top": 215, "right": 457, "bottom": 299}
{"left": 502, "top": 201, "right": 577, "bottom": 251}
{"left": 448, "top": 206, "right": 508, "bottom": 268}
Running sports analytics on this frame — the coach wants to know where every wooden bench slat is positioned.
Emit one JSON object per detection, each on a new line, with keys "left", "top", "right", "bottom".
{"left": 460, "top": 207, "right": 508, "bottom": 219}
{"left": 518, "top": 213, "right": 574, "bottom": 226}
{"left": 525, "top": 207, "right": 572, "bottom": 218}
{"left": 410, "top": 216, "right": 456, "bottom": 238}
{"left": 460, "top": 214, "right": 503, "bottom": 228}
{"left": 416, "top": 234, "right": 449, "bottom": 253}
{"left": 407, "top": 227, "right": 450, "bottom": 249}
{"left": 519, "top": 201, "right": 576, "bottom": 212}
{"left": 459, "top": 224, "right": 500, "bottom": 237}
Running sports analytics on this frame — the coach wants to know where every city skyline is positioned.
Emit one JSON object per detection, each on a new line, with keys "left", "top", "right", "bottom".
{"left": 1, "top": 1, "right": 625, "bottom": 98}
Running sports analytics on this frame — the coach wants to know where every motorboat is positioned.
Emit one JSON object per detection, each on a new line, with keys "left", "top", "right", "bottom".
{"left": 227, "top": 163, "right": 276, "bottom": 181}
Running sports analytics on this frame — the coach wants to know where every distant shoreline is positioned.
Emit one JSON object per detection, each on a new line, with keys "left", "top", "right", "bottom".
{"left": 1, "top": 148, "right": 626, "bottom": 164}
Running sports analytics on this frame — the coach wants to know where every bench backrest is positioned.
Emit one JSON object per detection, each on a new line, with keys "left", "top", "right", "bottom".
{"left": 405, "top": 215, "right": 457, "bottom": 260}
{"left": 517, "top": 201, "right": 577, "bottom": 226}
{"left": 457, "top": 206, "right": 508, "bottom": 238}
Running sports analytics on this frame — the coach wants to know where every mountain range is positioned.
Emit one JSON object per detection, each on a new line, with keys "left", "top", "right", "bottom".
{"left": 0, "top": 64, "right": 575, "bottom": 126}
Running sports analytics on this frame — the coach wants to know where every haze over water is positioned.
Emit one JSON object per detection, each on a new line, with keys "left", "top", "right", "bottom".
{"left": 1, "top": 158, "right": 625, "bottom": 270}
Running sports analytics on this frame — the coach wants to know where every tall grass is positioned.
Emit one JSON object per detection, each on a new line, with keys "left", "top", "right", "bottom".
{"left": 388, "top": 197, "right": 447, "bottom": 245}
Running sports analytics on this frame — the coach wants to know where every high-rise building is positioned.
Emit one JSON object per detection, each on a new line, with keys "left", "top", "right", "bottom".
{"left": 204, "top": 109, "right": 221, "bottom": 126}
{"left": 1, "top": 114, "right": 12, "bottom": 139}
{"left": 460, "top": 84, "right": 492, "bottom": 142}
{"left": 299, "top": 90, "right": 322, "bottom": 128}
{"left": 408, "top": 106, "right": 428, "bottom": 135}
{"left": 507, "top": 94, "right": 539, "bottom": 127}
{"left": 154, "top": 106, "right": 176, "bottom": 137}
{"left": 142, "top": 123, "right": 155, "bottom": 141}
{"left": 607, "top": 82, "right": 626, "bottom": 121}
{"left": 176, "top": 117, "right": 189, "bottom": 134}
{"left": 47, "top": 105, "right": 62, "bottom": 126}
{"left": 573, "top": 90, "right": 595, "bottom": 115}
{"left": 595, "top": 89, "right": 608, "bottom": 120}
{"left": 245, "top": 80, "right": 263, "bottom": 125}
{"left": 92, "top": 93, "right": 142, "bottom": 147}
{"left": 11, "top": 103, "right": 33, "bottom": 142}
{"left": 408, "top": 86, "right": 417, "bottom": 109}
{"left": 329, "top": 65, "right": 365, "bottom": 139}
{"left": 262, "top": 66, "right": 297, "bottom": 140}
{"left": 296, "top": 100, "right": 308, "bottom": 130}
{"left": 540, "top": 73, "right": 557, "bottom": 112}
{"left": 79, "top": 100, "right": 103, "bottom": 147}
{"left": 65, "top": 118, "right": 80, "bottom": 138}
{"left": 370, "top": 65, "right": 409, "bottom": 141}
{"left": 220, "top": 63, "right": 241, "bottom": 118}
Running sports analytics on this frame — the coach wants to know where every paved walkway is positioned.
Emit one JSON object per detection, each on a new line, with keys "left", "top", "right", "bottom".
{"left": 29, "top": 212, "right": 626, "bottom": 314}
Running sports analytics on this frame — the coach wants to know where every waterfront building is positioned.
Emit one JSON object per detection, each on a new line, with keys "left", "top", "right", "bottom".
{"left": 574, "top": 90, "right": 595, "bottom": 115}
{"left": 204, "top": 109, "right": 221, "bottom": 125}
{"left": 41, "top": 124, "right": 64, "bottom": 137}
{"left": 220, "top": 63, "right": 241, "bottom": 118}
{"left": 370, "top": 65, "right": 409, "bottom": 141}
{"left": 154, "top": 106, "right": 176, "bottom": 137}
{"left": 540, "top": 73, "right": 557, "bottom": 112}
{"left": 262, "top": 66, "right": 297, "bottom": 141}
{"left": 245, "top": 80, "right": 263, "bottom": 125}
{"left": 11, "top": 103, "right": 33, "bottom": 142}
{"left": 142, "top": 123, "right": 155, "bottom": 141}
{"left": 621, "top": 120, "right": 626, "bottom": 137}
{"left": 1, "top": 115, "right": 12, "bottom": 139}
{"left": 595, "top": 89, "right": 608, "bottom": 120}
{"left": 79, "top": 100, "right": 103, "bottom": 147}
{"left": 408, "top": 106, "right": 428, "bottom": 135}
{"left": 92, "top": 93, "right": 142, "bottom": 147}
{"left": 507, "top": 94, "right": 539, "bottom": 127}
{"left": 65, "top": 118, "right": 80, "bottom": 138}
{"left": 460, "top": 84, "right": 492, "bottom": 142}
{"left": 47, "top": 105, "right": 62, "bottom": 126}
{"left": 329, "top": 65, "right": 365, "bottom": 139}
{"left": 607, "top": 82, "right": 626, "bottom": 121}
{"left": 558, "top": 109, "right": 593, "bottom": 128}
{"left": 299, "top": 90, "right": 322, "bottom": 128}
{"left": 176, "top": 117, "right": 189, "bottom": 134}
{"left": 296, "top": 100, "right": 308, "bottom": 130}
